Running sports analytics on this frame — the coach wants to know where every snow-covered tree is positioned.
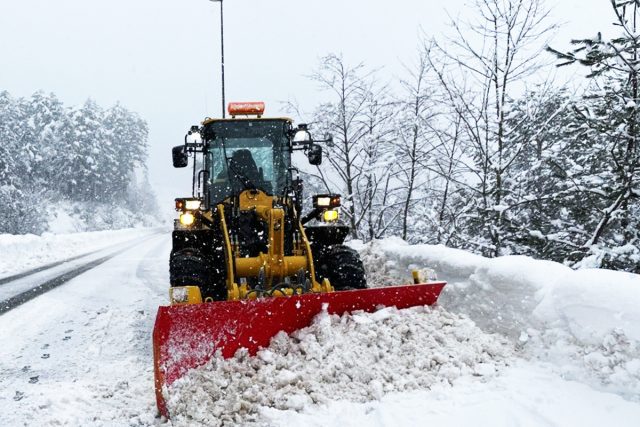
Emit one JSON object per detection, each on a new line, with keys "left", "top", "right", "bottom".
{"left": 0, "top": 92, "right": 49, "bottom": 234}
{"left": 23, "top": 92, "right": 67, "bottom": 189}
{"left": 310, "top": 54, "right": 397, "bottom": 240}
{"left": 103, "top": 103, "right": 149, "bottom": 200}
{"left": 428, "top": 0, "right": 557, "bottom": 257}
{"left": 548, "top": 0, "right": 640, "bottom": 271}
{"left": 391, "top": 51, "right": 440, "bottom": 242}
{"left": 70, "top": 100, "right": 105, "bottom": 200}
{"left": 0, "top": 90, "right": 156, "bottom": 234}
{"left": 498, "top": 86, "right": 580, "bottom": 259}
{"left": 354, "top": 84, "right": 399, "bottom": 240}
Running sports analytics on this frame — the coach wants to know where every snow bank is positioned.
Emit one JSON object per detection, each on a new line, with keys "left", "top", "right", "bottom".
{"left": 47, "top": 201, "right": 160, "bottom": 234}
{"left": 355, "top": 237, "right": 640, "bottom": 400}
{"left": 0, "top": 227, "right": 160, "bottom": 277}
{"left": 166, "top": 306, "right": 511, "bottom": 427}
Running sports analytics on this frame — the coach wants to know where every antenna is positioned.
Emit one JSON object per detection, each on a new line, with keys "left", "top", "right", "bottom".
{"left": 209, "top": 0, "right": 226, "bottom": 118}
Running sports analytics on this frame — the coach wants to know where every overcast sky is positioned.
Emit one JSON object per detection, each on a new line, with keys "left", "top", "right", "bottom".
{"left": 0, "top": 0, "right": 614, "bottom": 214}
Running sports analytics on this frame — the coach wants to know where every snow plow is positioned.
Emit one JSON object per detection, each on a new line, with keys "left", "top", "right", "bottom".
{"left": 153, "top": 102, "right": 446, "bottom": 418}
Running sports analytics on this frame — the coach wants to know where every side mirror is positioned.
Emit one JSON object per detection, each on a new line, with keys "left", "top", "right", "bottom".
{"left": 172, "top": 145, "right": 188, "bottom": 168}
{"left": 307, "top": 144, "right": 322, "bottom": 166}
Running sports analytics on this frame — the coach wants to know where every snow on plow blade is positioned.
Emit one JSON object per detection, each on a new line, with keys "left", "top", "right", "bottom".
{"left": 152, "top": 281, "right": 446, "bottom": 418}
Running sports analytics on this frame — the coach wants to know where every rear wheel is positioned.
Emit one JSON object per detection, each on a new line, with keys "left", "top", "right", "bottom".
{"left": 315, "top": 245, "right": 367, "bottom": 290}
{"left": 169, "top": 248, "right": 226, "bottom": 301}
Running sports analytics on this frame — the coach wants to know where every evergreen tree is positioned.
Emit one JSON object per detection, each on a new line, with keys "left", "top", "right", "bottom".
{"left": 24, "top": 91, "right": 67, "bottom": 190}
{"left": 0, "top": 90, "right": 157, "bottom": 234}
{"left": 103, "top": 103, "right": 149, "bottom": 200}
{"left": 548, "top": 0, "right": 640, "bottom": 271}
{"left": 63, "top": 100, "right": 106, "bottom": 201}
{"left": 500, "top": 87, "right": 582, "bottom": 260}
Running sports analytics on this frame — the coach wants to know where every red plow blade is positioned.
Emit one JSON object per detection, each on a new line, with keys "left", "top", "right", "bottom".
{"left": 152, "top": 282, "right": 446, "bottom": 418}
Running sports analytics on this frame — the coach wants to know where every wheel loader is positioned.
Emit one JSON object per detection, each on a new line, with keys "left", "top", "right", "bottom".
{"left": 152, "top": 102, "right": 446, "bottom": 418}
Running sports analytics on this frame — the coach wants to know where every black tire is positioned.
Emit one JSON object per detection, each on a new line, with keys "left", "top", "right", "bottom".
{"left": 315, "top": 245, "right": 367, "bottom": 290}
{"left": 169, "top": 248, "right": 226, "bottom": 301}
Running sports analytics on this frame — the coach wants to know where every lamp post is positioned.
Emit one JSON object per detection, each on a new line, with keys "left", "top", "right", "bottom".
{"left": 209, "top": 0, "right": 226, "bottom": 118}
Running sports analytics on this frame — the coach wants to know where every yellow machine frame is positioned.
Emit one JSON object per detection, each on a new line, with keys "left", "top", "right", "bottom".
{"left": 205, "top": 189, "right": 332, "bottom": 301}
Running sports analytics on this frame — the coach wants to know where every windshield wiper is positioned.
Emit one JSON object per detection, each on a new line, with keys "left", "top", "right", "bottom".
{"left": 227, "top": 159, "right": 258, "bottom": 190}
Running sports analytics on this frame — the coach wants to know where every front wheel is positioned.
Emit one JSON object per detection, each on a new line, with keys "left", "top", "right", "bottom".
{"left": 169, "top": 248, "right": 226, "bottom": 301}
{"left": 315, "top": 245, "right": 367, "bottom": 290}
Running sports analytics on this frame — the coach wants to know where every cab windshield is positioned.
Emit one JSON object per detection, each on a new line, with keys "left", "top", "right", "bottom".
{"left": 205, "top": 120, "right": 291, "bottom": 203}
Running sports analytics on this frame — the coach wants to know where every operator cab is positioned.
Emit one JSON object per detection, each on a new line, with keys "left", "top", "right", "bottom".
{"left": 172, "top": 101, "right": 328, "bottom": 213}
{"left": 203, "top": 117, "right": 292, "bottom": 205}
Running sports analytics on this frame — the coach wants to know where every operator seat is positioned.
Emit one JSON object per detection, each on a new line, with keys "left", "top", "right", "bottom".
{"left": 221, "top": 148, "right": 273, "bottom": 194}
{"left": 229, "top": 149, "right": 261, "bottom": 185}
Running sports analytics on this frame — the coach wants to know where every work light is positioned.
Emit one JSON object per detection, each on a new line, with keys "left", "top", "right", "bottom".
{"left": 180, "top": 212, "right": 195, "bottom": 226}
{"left": 322, "top": 209, "right": 339, "bottom": 222}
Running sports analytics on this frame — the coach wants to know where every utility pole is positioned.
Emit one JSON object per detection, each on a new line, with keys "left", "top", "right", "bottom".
{"left": 209, "top": 0, "right": 226, "bottom": 118}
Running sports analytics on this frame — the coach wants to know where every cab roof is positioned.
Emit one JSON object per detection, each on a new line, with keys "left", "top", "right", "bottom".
{"left": 202, "top": 117, "right": 293, "bottom": 126}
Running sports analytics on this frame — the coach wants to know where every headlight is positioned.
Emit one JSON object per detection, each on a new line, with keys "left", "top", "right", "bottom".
{"left": 322, "top": 209, "right": 339, "bottom": 222}
{"left": 185, "top": 199, "right": 202, "bottom": 210}
{"left": 180, "top": 212, "right": 195, "bottom": 226}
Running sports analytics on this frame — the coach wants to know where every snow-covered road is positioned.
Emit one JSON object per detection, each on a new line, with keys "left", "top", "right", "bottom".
{"left": 0, "top": 232, "right": 639, "bottom": 426}
{"left": 0, "top": 232, "right": 169, "bottom": 426}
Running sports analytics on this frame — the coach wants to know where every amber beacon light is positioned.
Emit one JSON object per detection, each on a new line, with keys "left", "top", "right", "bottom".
{"left": 228, "top": 102, "right": 265, "bottom": 117}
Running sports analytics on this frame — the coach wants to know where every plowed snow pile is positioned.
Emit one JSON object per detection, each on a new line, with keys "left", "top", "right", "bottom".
{"left": 166, "top": 306, "right": 512, "bottom": 427}
{"left": 164, "top": 237, "right": 639, "bottom": 426}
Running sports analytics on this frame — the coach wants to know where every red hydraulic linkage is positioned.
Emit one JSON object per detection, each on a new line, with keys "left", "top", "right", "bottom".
{"left": 152, "top": 281, "right": 446, "bottom": 418}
